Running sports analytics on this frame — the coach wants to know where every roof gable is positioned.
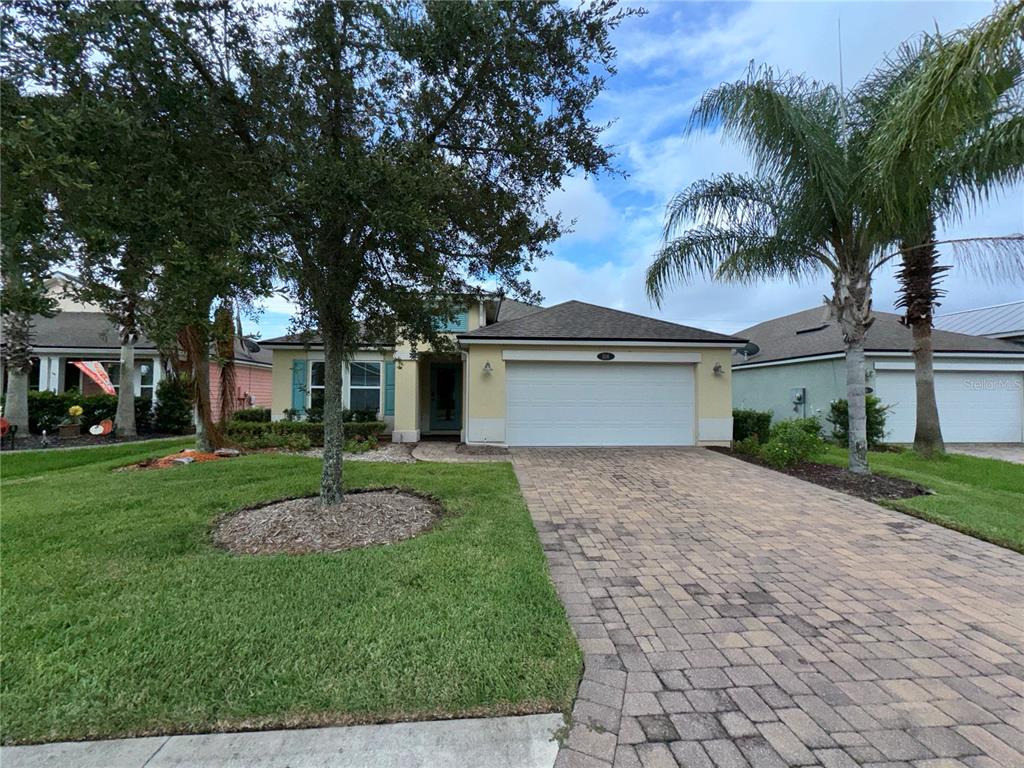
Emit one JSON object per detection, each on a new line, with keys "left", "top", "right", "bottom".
{"left": 459, "top": 300, "right": 744, "bottom": 344}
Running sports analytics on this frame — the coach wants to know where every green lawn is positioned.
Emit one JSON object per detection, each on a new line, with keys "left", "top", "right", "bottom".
{"left": 820, "top": 448, "right": 1024, "bottom": 553}
{"left": 0, "top": 442, "right": 580, "bottom": 744}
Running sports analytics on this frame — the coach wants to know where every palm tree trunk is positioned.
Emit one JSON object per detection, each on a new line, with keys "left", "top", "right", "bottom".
{"left": 845, "top": 336, "right": 870, "bottom": 474}
{"left": 2, "top": 311, "right": 33, "bottom": 434}
{"left": 116, "top": 328, "right": 137, "bottom": 437}
{"left": 831, "top": 266, "right": 873, "bottom": 474}
{"left": 320, "top": 325, "right": 346, "bottom": 506}
{"left": 4, "top": 369, "right": 30, "bottom": 434}
{"left": 896, "top": 227, "right": 946, "bottom": 457}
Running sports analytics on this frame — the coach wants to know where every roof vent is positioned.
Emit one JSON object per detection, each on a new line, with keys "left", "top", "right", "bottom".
{"left": 795, "top": 323, "right": 829, "bottom": 335}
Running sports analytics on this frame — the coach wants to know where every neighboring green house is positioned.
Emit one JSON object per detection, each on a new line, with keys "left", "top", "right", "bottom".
{"left": 262, "top": 297, "right": 745, "bottom": 447}
{"left": 733, "top": 306, "right": 1024, "bottom": 444}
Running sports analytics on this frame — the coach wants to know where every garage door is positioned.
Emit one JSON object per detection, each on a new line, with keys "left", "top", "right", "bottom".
{"left": 875, "top": 370, "right": 1024, "bottom": 443}
{"left": 505, "top": 361, "right": 695, "bottom": 446}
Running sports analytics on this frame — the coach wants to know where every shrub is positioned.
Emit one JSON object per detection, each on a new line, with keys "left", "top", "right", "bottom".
{"left": 789, "top": 416, "right": 822, "bottom": 438}
{"left": 232, "top": 407, "right": 271, "bottom": 422}
{"left": 27, "top": 390, "right": 159, "bottom": 434}
{"left": 343, "top": 408, "right": 378, "bottom": 423}
{"left": 224, "top": 419, "right": 386, "bottom": 448}
{"left": 827, "top": 395, "right": 890, "bottom": 448}
{"left": 153, "top": 375, "right": 194, "bottom": 434}
{"left": 344, "top": 434, "right": 379, "bottom": 453}
{"left": 232, "top": 430, "right": 311, "bottom": 451}
{"left": 733, "top": 435, "right": 761, "bottom": 456}
{"left": 758, "top": 419, "right": 827, "bottom": 469}
{"left": 733, "top": 409, "right": 772, "bottom": 442}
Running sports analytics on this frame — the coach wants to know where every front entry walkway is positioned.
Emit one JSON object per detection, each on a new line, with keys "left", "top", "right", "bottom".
{"left": 513, "top": 448, "right": 1024, "bottom": 768}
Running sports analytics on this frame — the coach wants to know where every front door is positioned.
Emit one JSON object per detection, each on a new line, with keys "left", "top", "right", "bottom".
{"left": 429, "top": 362, "right": 462, "bottom": 431}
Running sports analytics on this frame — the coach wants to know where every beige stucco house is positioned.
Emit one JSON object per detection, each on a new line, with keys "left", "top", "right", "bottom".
{"left": 263, "top": 298, "right": 745, "bottom": 447}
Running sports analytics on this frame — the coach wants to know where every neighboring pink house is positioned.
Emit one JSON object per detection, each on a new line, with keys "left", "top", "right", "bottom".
{"left": 209, "top": 349, "right": 274, "bottom": 422}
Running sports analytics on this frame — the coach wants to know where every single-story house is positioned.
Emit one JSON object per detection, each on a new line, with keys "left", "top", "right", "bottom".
{"left": 733, "top": 306, "right": 1024, "bottom": 443}
{"left": 263, "top": 298, "right": 745, "bottom": 447}
{"left": 934, "top": 300, "right": 1024, "bottom": 343}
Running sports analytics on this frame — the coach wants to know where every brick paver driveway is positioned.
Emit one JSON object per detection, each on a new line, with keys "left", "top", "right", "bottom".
{"left": 513, "top": 448, "right": 1024, "bottom": 768}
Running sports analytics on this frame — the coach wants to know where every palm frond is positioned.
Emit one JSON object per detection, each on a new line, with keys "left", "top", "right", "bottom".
{"left": 949, "top": 233, "right": 1024, "bottom": 281}
{"left": 646, "top": 222, "right": 826, "bottom": 304}
{"left": 688, "top": 66, "right": 849, "bottom": 219}
{"left": 662, "top": 173, "right": 780, "bottom": 240}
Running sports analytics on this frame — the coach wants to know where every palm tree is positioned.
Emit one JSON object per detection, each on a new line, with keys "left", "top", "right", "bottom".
{"left": 647, "top": 68, "right": 890, "bottom": 474}
{"left": 862, "top": 3, "right": 1024, "bottom": 457}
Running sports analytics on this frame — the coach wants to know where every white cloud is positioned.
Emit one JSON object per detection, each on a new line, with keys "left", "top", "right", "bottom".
{"left": 546, "top": 175, "right": 620, "bottom": 242}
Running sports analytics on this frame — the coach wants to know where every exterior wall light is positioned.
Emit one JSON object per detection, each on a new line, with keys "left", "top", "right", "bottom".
{"left": 483, "top": 361, "right": 494, "bottom": 375}
{"left": 713, "top": 363, "right": 724, "bottom": 376}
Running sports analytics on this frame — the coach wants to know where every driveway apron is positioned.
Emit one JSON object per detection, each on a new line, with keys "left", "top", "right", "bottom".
{"left": 513, "top": 447, "right": 1024, "bottom": 768}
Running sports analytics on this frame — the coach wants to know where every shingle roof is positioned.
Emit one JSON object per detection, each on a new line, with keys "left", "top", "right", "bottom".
{"left": 933, "top": 300, "right": 1024, "bottom": 339}
{"left": 458, "top": 300, "right": 745, "bottom": 344}
{"left": 734, "top": 306, "right": 1024, "bottom": 366}
{"left": 26, "top": 312, "right": 159, "bottom": 350}
{"left": 20, "top": 311, "right": 273, "bottom": 365}
{"left": 495, "top": 298, "right": 544, "bottom": 323}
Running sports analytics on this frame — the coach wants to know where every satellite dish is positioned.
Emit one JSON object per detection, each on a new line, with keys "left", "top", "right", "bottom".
{"left": 241, "top": 338, "right": 262, "bottom": 354}
{"left": 741, "top": 342, "right": 760, "bottom": 358}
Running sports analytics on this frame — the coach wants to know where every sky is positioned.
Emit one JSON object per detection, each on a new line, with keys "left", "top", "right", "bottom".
{"left": 253, "top": 0, "right": 1023, "bottom": 339}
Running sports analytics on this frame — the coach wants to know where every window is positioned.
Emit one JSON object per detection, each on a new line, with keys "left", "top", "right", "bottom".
{"left": 309, "top": 361, "right": 325, "bottom": 411}
{"left": 349, "top": 362, "right": 381, "bottom": 413}
{"left": 433, "top": 309, "right": 469, "bottom": 332}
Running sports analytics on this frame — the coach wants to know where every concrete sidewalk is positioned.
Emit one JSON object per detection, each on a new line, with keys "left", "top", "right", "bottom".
{"left": 2, "top": 713, "right": 564, "bottom": 768}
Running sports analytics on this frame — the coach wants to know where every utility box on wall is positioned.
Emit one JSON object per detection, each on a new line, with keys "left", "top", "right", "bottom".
{"left": 790, "top": 387, "right": 806, "bottom": 417}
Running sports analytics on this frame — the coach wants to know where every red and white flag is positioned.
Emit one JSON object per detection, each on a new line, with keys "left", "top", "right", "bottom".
{"left": 73, "top": 361, "right": 117, "bottom": 395}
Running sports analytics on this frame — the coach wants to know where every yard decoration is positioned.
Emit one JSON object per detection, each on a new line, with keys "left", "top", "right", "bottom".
{"left": 59, "top": 405, "right": 84, "bottom": 439}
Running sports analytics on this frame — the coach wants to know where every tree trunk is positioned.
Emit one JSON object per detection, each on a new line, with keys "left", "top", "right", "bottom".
{"left": 320, "top": 326, "right": 346, "bottom": 506}
{"left": 845, "top": 336, "right": 870, "bottom": 474}
{"left": 896, "top": 225, "right": 946, "bottom": 458}
{"left": 2, "top": 311, "right": 33, "bottom": 434}
{"left": 4, "top": 369, "right": 29, "bottom": 434}
{"left": 910, "top": 321, "right": 944, "bottom": 457}
{"left": 116, "top": 330, "right": 137, "bottom": 437}
{"left": 829, "top": 265, "right": 873, "bottom": 475}
{"left": 193, "top": 341, "right": 214, "bottom": 452}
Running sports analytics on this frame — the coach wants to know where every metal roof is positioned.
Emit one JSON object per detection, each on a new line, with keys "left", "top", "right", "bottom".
{"left": 933, "top": 300, "right": 1024, "bottom": 339}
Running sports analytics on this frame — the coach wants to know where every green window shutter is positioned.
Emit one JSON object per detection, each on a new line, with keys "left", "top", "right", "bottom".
{"left": 291, "top": 359, "right": 307, "bottom": 413}
{"left": 383, "top": 361, "right": 396, "bottom": 416}
{"left": 433, "top": 309, "right": 469, "bottom": 332}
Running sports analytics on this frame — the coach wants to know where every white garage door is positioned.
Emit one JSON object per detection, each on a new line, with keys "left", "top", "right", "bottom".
{"left": 875, "top": 370, "right": 1024, "bottom": 443}
{"left": 505, "top": 362, "right": 695, "bottom": 446}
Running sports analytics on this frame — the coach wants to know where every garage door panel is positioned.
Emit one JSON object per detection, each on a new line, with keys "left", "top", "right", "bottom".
{"left": 506, "top": 362, "right": 695, "bottom": 446}
{"left": 875, "top": 370, "right": 1024, "bottom": 443}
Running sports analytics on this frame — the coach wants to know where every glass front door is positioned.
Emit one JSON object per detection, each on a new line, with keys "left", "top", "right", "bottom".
{"left": 429, "top": 362, "right": 462, "bottom": 431}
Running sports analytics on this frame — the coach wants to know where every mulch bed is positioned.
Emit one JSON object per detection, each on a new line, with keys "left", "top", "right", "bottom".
{"left": 1, "top": 432, "right": 180, "bottom": 451}
{"left": 709, "top": 447, "right": 929, "bottom": 503}
{"left": 212, "top": 488, "right": 443, "bottom": 555}
{"left": 118, "top": 448, "right": 230, "bottom": 471}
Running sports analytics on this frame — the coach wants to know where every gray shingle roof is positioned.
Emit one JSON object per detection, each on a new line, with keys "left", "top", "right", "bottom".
{"left": 21, "top": 311, "right": 272, "bottom": 365}
{"left": 495, "top": 298, "right": 544, "bottom": 323}
{"left": 933, "top": 300, "right": 1024, "bottom": 339}
{"left": 734, "top": 306, "right": 1024, "bottom": 366}
{"left": 458, "top": 300, "right": 745, "bottom": 344}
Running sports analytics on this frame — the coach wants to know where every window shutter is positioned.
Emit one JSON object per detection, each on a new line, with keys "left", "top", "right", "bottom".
{"left": 383, "top": 361, "right": 396, "bottom": 416}
{"left": 291, "top": 359, "right": 307, "bottom": 413}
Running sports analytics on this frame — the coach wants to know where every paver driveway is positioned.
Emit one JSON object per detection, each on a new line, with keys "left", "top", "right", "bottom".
{"left": 513, "top": 448, "right": 1024, "bottom": 768}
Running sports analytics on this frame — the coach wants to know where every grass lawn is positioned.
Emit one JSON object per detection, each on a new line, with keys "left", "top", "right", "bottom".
{"left": 0, "top": 442, "right": 580, "bottom": 744}
{"left": 820, "top": 448, "right": 1024, "bottom": 553}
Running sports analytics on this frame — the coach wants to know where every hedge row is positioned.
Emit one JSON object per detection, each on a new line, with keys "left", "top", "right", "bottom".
{"left": 26, "top": 391, "right": 153, "bottom": 434}
{"left": 223, "top": 419, "right": 386, "bottom": 447}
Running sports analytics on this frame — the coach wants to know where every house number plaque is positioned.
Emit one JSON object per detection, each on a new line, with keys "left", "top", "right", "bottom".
{"left": 596, "top": 352, "right": 615, "bottom": 361}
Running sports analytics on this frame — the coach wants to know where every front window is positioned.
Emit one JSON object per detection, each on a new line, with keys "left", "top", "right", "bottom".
{"left": 309, "top": 361, "right": 325, "bottom": 412}
{"left": 349, "top": 362, "right": 381, "bottom": 413}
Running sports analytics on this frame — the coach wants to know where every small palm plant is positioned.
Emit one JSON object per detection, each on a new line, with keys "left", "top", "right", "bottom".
{"left": 646, "top": 68, "right": 890, "bottom": 474}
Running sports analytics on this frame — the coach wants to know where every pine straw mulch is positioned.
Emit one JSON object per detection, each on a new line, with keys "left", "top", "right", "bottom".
{"left": 709, "top": 448, "right": 929, "bottom": 504}
{"left": 212, "top": 488, "right": 444, "bottom": 555}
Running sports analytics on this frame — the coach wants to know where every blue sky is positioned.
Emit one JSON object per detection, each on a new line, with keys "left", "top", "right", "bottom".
{"left": 254, "top": 1, "right": 1023, "bottom": 339}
